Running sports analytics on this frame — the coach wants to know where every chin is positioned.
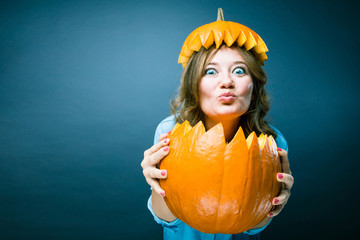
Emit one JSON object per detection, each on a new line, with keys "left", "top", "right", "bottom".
{"left": 210, "top": 112, "right": 243, "bottom": 122}
{"left": 217, "top": 107, "right": 247, "bottom": 118}
{"left": 203, "top": 104, "right": 249, "bottom": 122}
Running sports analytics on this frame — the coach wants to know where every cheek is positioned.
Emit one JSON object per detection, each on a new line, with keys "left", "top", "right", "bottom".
{"left": 236, "top": 81, "right": 254, "bottom": 102}
{"left": 199, "top": 79, "right": 217, "bottom": 113}
{"left": 199, "top": 79, "right": 213, "bottom": 98}
{"left": 199, "top": 79, "right": 217, "bottom": 105}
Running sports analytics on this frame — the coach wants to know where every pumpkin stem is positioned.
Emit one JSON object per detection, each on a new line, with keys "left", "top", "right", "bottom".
{"left": 217, "top": 8, "right": 224, "bottom": 21}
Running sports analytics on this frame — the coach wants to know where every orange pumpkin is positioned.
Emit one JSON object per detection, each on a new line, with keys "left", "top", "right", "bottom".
{"left": 178, "top": 8, "right": 268, "bottom": 68}
{"left": 159, "top": 121, "right": 282, "bottom": 234}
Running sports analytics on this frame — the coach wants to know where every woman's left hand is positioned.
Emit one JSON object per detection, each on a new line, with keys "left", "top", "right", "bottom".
{"left": 268, "top": 148, "right": 294, "bottom": 217}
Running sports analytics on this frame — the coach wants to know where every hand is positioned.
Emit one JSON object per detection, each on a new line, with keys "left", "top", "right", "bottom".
{"left": 141, "top": 132, "right": 171, "bottom": 197}
{"left": 268, "top": 148, "right": 294, "bottom": 217}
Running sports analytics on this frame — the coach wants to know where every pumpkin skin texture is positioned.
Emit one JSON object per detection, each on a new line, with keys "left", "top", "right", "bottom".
{"left": 178, "top": 20, "right": 268, "bottom": 68}
{"left": 159, "top": 121, "right": 282, "bottom": 234}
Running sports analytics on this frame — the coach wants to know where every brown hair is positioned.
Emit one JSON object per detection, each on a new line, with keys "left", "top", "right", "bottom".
{"left": 170, "top": 44, "right": 277, "bottom": 138}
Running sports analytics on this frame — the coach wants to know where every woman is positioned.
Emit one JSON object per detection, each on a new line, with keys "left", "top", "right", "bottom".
{"left": 141, "top": 9, "right": 294, "bottom": 240}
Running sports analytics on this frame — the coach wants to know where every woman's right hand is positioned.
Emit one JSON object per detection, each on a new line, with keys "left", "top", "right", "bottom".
{"left": 141, "top": 132, "right": 170, "bottom": 197}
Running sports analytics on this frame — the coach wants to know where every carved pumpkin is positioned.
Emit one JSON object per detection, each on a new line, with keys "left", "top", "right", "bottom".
{"left": 178, "top": 8, "right": 268, "bottom": 68}
{"left": 159, "top": 121, "right": 282, "bottom": 234}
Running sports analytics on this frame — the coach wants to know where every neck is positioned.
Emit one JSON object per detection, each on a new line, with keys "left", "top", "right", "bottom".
{"left": 204, "top": 117, "right": 241, "bottom": 142}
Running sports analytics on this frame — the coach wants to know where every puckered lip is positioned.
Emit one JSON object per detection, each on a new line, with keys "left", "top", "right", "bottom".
{"left": 219, "top": 92, "right": 236, "bottom": 97}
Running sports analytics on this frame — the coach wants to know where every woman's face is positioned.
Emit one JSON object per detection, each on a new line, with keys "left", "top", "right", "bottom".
{"left": 199, "top": 46, "right": 253, "bottom": 123}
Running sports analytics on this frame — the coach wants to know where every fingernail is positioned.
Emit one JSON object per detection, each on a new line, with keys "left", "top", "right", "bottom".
{"left": 268, "top": 213, "right": 273, "bottom": 217}
{"left": 277, "top": 148, "right": 282, "bottom": 151}
{"left": 167, "top": 131, "right": 171, "bottom": 134}
{"left": 163, "top": 146, "right": 169, "bottom": 152}
{"left": 274, "top": 198, "right": 279, "bottom": 204}
{"left": 278, "top": 173, "right": 283, "bottom": 179}
{"left": 161, "top": 170, "right": 166, "bottom": 176}
{"left": 160, "top": 191, "right": 165, "bottom": 196}
{"left": 163, "top": 139, "right": 168, "bottom": 144}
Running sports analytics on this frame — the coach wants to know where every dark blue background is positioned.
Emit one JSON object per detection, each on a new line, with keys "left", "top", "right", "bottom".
{"left": 1, "top": 0, "right": 359, "bottom": 239}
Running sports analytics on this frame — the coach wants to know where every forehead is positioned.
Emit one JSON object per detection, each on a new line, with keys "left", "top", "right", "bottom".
{"left": 208, "top": 46, "right": 246, "bottom": 64}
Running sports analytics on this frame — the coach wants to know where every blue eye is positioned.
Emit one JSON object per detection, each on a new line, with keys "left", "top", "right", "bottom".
{"left": 205, "top": 69, "right": 216, "bottom": 75}
{"left": 234, "top": 67, "right": 245, "bottom": 75}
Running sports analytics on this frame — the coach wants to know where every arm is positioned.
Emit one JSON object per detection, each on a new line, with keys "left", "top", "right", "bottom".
{"left": 141, "top": 132, "right": 176, "bottom": 222}
{"left": 151, "top": 189, "right": 176, "bottom": 222}
{"left": 267, "top": 148, "right": 294, "bottom": 218}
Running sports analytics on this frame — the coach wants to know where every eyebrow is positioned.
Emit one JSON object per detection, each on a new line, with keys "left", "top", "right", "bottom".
{"left": 207, "top": 61, "right": 247, "bottom": 66}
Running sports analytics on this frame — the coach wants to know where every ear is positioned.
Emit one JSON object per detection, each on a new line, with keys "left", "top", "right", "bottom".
{"left": 251, "top": 92, "right": 255, "bottom": 101}
{"left": 250, "top": 83, "right": 256, "bottom": 101}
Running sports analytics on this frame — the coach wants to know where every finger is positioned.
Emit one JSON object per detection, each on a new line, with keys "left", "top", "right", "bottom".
{"left": 277, "top": 173, "right": 294, "bottom": 189}
{"left": 158, "top": 131, "right": 171, "bottom": 142}
{"left": 272, "top": 189, "right": 290, "bottom": 205}
{"left": 268, "top": 203, "right": 285, "bottom": 217}
{"left": 144, "top": 137, "right": 170, "bottom": 157}
{"left": 146, "top": 177, "right": 166, "bottom": 197}
{"left": 148, "top": 145, "right": 170, "bottom": 167}
{"left": 143, "top": 168, "right": 167, "bottom": 179}
{"left": 277, "top": 148, "right": 291, "bottom": 174}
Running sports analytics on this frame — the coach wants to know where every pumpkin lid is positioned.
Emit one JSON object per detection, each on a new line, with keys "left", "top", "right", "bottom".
{"left": 178, "top": 8, "right": 269, "bottom": 68}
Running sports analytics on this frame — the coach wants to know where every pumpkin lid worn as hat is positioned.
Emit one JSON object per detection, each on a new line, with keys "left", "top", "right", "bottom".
{"left": 178, "top": 8, "right": 269, "bottom": 68}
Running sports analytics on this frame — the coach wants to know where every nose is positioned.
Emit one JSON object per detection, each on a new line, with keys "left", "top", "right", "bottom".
{"left": 220, "top": 73, "right": 234, "bottom": 88}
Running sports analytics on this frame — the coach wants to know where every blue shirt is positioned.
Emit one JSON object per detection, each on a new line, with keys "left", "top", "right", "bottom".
{"left": 147, "top": 116, "right": 288, "bottom": 240}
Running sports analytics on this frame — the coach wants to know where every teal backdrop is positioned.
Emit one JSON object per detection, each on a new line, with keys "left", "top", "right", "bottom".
{"left": 1, "top": 0, "right": 359, "bottom": 239}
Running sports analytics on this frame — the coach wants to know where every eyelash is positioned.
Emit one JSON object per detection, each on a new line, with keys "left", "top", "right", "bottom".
{"left": 233, "top": 67, "right": 246, "bottom": 75}
{"left": 204, "top": 67, "right": 247, "bottom": 76}
{"left": 204, "top": 68, "right": 217, "bottom": 75}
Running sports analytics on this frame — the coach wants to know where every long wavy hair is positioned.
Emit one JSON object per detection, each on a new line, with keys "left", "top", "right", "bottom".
{"left": 170, "top": 44, "right": 277, "bottom": 138}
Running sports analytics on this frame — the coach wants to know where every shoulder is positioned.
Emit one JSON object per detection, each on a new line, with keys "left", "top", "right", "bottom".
{"left": 269, "top": 124, "right": 289, "bottom": 153}
{"left": 153, "top": 116, "right": 177, "bottom": 145}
